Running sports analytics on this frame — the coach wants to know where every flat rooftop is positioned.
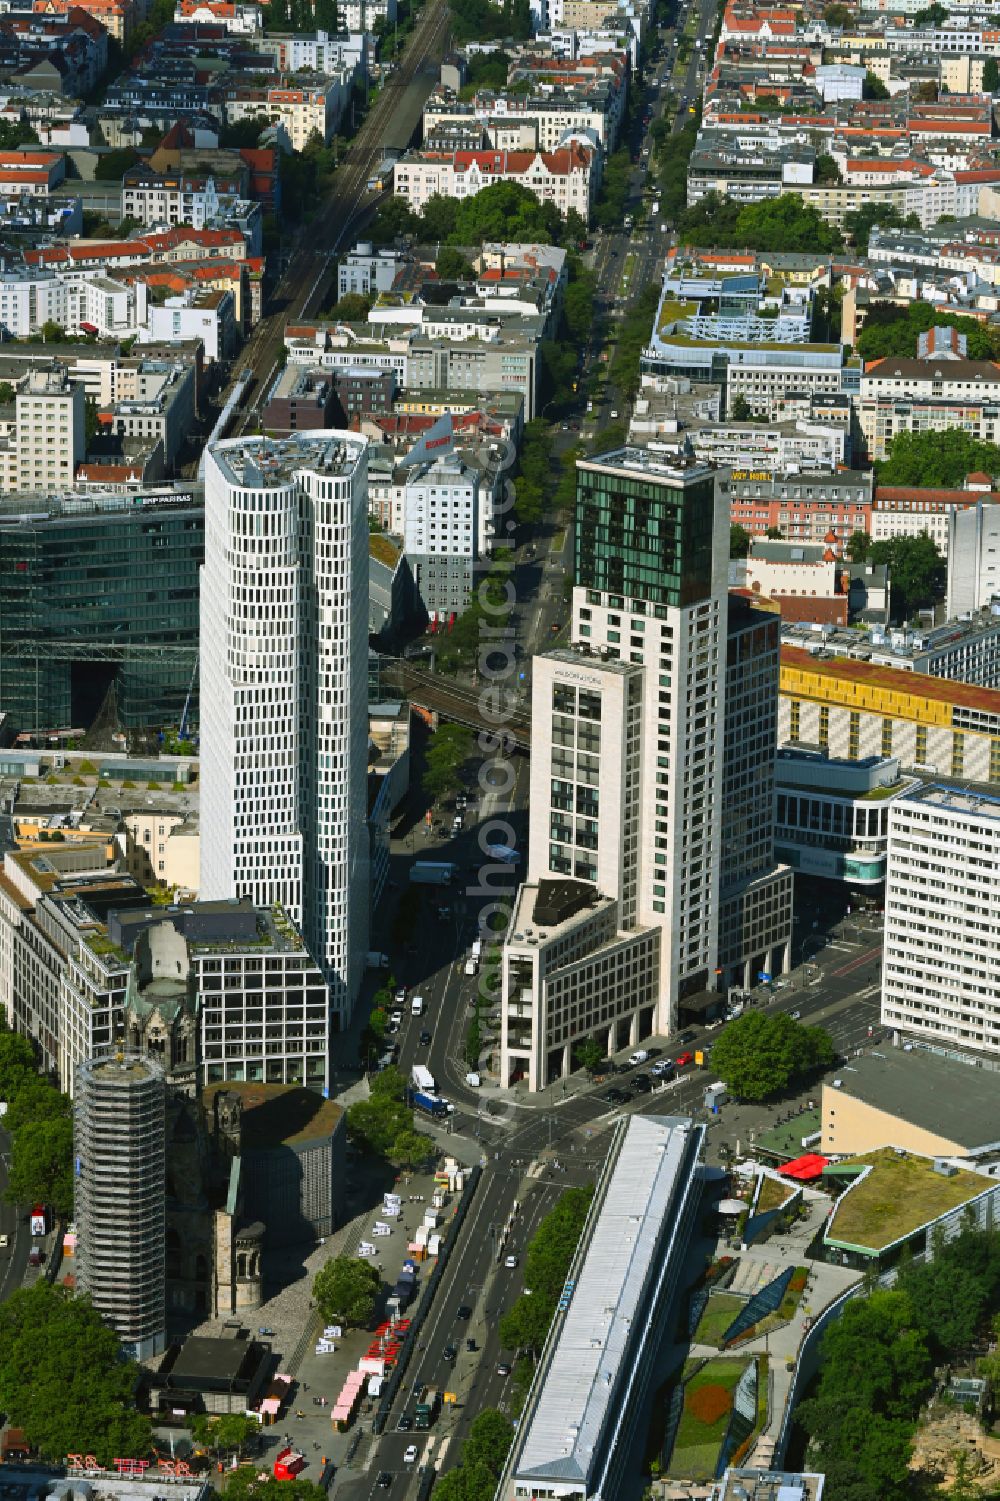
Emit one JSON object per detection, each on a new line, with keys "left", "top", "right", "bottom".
{"left": 512, "top": 1116, "right": 701, "bottom": 1492}
{"left": 896, "top": 782, "right": 1000, "bottom": 821}
{"left": 781, "top": 644, "right": 1000, "bottom": 719}
{"left": 579, "top": 445, "right": 715, "bottom": 483}
{"left": 202, "top": 1082, "right": 343, "bottom": 1149}
{"left": 718, "top": 1470, "right": 825, "bottom": 1501}
{"left": 827, "top": 1050, "right": 1000, "bottom": 1153}
{"left": 209, "top": 432, "right": 364, "bottom": 487}
{"left": 825, "top": 1147, "right": 990, "bottom": 1253}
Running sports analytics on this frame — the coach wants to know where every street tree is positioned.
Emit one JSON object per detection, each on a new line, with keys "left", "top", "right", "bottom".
{"left": 313, "top": 1257, "right": 381, "bottom": 1327}
{"left": 7, "top": 1115, "right": 74, "bottom": 1218}
{"left": 523, "top": 1186, "right": 592, "bottom": 1301}
{"left": 574, "top": 1037, "right": 605, "bottom": 1076}
{"left": 191, "top": 1412, "right": 260, "bottom": 1457}
{"left": 0, "top": 1033, "right": 38, "bottom": 1100}
{"left": 462, "top": 1409, "right": 514, "bottom": 1474}
{"left": 0, "top": 1283, "right": 152, "bottom": 1463}
{"left": 423, "top": 723, "right": 474, "bottom": 801}
{"left": 4, "top": 1077, "right": 69, "bottom": 1133}
{"left": 498, "top": 1290, "right": 555, "bottom": 1354}
{"left": 710, "top": 1010, "right": 834, "bottom": 1101}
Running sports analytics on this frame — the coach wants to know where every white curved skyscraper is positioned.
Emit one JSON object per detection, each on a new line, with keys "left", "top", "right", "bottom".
{"left": 200, "top": 433, "right": 370, "bottom": 1032}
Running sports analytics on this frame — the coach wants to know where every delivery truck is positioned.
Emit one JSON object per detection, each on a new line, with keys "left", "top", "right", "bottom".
{"left": 409, "top": 1089, "right": 448, "bottom": 1119}
{"left": 412, "top": 1063, "right": 436, "bottom": 1092}
{"left": 410, "top": 861, "right": 456, "bottom": 886}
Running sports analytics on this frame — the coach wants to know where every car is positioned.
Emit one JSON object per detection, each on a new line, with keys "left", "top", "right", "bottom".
{"left": 389, "top": 1007, "right": 403, "bottom": 1021}
{"left": 651, "top": 1060, "right": 674, "bottom": 1078}
{"left": 456, "top": 1304, "right": 472, "bottom": 1319}
{"left": 403, "top": 1445, "right": 418, "bottom": 1465}
{"left": 505, "top": 1254, "right": 519, "bottom": 1268}
{"left": 497, "top": 1362, "right": 512, "bottom": 1377}
{"left": 645, "top": 1046, "right": 662, "bottom": 1058}
{"left": 0, "top": 1235, "right": 8, "bottom": 1250}
{"left": 630, "top": 1074, "right": 652, "bottom": 1093}
{"left": 610, "top": 408, "right": 619, "bottom": 418}
{"left": 376, "top": 1474, "right": 392, "bottom": 1490}
{"left": 678, "top": 1030, "right": 696, "bottom": 1045}
{"left": 397, "top": 1414, "right": 413, "bottom": 1431}
{"left": 258, "top": 1325, "right": 276, "bottom": 1336}
{"left": 466, "top": 1337, "right": 477, "bottom": 1352}
{"left": 604, "top": 1087, "right": 628, "bottom": 1104}
{"left": 443, "top": 1344, "right": 458, "bottom": 1362}
{"left": 419, "top": 1029, "right": 432, "bottom": 1045}
{"left": 790, "top": 1009, "right": 801, "bottom": 1020}
{"left": 676, "top": 1051, "right": 694, "bottom": 1067}
{"left": 394, "top": 988, "right": 407, "bottom": 1004}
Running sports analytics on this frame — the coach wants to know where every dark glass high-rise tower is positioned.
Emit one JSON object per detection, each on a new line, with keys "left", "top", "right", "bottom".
{"left": 0, "top": 493, "right": 202, "bottom": 732}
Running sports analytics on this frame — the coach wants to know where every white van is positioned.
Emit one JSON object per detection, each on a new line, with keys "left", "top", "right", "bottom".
{"left": 466, "top": 1071, "right": 481, "bottom": 1087}
{"left": 411, "top": 994, "right": 425, "bottom": 1016}
{"left": 464, "top": 958, "right": 478, "bottom": 976}
{"left": 372, "top": 1221, "right": 391, "bottom": 1237}
{"left": 357, "top": 1241, "right": 377, "bottom": 1257}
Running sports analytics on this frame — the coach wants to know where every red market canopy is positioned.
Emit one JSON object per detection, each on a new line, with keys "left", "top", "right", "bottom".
{"left": 779, "top": 1153, "right": 829, "bottom": 1181}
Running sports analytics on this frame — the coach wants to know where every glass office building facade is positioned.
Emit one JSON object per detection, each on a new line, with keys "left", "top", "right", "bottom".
{"left": 575, "top": 450, "right": 716, "bottom": 608}
{"left": 0, "top": 494, "right": 203, "bottom": 732}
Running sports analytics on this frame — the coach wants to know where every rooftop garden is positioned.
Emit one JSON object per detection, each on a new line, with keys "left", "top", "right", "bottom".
{"left": 826, "top": 1148, "right": 987, "bottom": 1252}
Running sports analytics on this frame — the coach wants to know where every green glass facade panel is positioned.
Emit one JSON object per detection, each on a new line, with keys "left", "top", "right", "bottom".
{"left": 574, "top": 457, "right": 715, "bottom": 608}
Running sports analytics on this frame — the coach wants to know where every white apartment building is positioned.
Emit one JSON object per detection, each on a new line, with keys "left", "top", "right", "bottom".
{"left": 882, "top": 784, "right": 1000, "bottom": 1056}
{"left": 393, "top": 145, "right": 597, "bottom": 222}
{"left": 501, "top": 448, "right": 730, "bottom": 1089}
{"left": 402, "top": 452, "right": 490, "bottom": 621}
{"left": 340, "top": 0, "right": 395, "bottom": 29}
{"left": 870, "top": 483, "right": 1000, "bottom": 554}
{"left": 200, "top": 433, "right": 371, "bottom": 1026}
{"left": 946, "top": 502, "right": 1000, "bottom": 617}
{"left": 859, "top": 357, "right": 1000, "bottom": 461}
{"left": 0, "top": 366, "right": 85, "bottom": 495}
{"left": 225, "top": 77, "right": 348, "bottom": 150}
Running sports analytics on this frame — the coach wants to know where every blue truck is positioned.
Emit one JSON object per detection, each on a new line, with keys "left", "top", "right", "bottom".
{"left": 409, "top": 1089, "right": 448, "bottom": 1119}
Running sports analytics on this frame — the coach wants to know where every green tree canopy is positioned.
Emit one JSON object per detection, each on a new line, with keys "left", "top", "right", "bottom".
{"left": 313, "top": 1256, "right": 381, "bottom": 1327}
{"left": 797, "top": 1289, "right": 933, "bottom": 1501}
{"left": 846, "top": 529, "right": 871, "bottom": 562}
{"left": 0, "top": 1284, "right": 152, "bottom": 1463}
{"left": 844, "top": 202, "right": 918, "bottom": 253}
{"left": 877, "top": 427, "right": 1000, "bottom": 489}
{"left": 857, "top": 300, "right": 999, "bottom": 362}
{"left": 7, "top": 1115, "right": 73, "bottom": 1217}
{"left": 710, "top": 1010, "right": 834, "bottom": 1100}
{"left": 984, "top": 56, "right": 999, "bottom": 92}
{"left": 222, "top": 1470, "right": 327, "bottom": 1501}
{"left": 867, "top": 532, "right": 945, "bottom": 619}
{"left": 730, "top": 523, "right": 752, "bottom": 558}
{"left": 864, "top": 70, "right": 891, "bottom": 99}
{"left": 328, "top": 292, "right": 372, "bottom": 321}
{"left": 573, "top": 1037, "right": 605, "bottom": 1075}
{"left": 462, "top": 1409, "right": 514, "bottom": 1474}
{"left": 449, "top": 0, "right": 531, "bottom": 42}
{"left": 0, "top": 1032, "right": 38, "bottom": 1100}
{"left": 423, "top": 723, "right": 474, "bottom": 801}
{"left": 435, "top": 246, "right": 476, "bottom": 280}
{"left": 4, "top": 1076, "right": 70, "bottom": 1133}
{"left": 677, "top": 193, "right": 843, "bottom": 253}
{"left": 94, "top": 147, "right": 139, "bottom": 181}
